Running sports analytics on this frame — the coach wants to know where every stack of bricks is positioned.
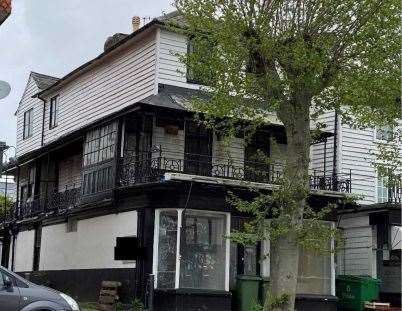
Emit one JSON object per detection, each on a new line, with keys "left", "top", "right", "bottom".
{"left": 0, "top": 0, "right": 11, "bottom": 26}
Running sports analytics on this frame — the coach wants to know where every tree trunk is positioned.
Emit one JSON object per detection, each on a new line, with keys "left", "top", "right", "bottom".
{"left": 265, "top": 97, "right": 311, "bottom": 311}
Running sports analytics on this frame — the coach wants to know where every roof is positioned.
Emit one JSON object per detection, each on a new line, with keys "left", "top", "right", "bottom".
{"left": 141, "top": 84, "right": 208, "bottom": 111}
{"left": 35, "top": 11, "right": 182, "bottom": 99}
{"left": 31, "top": 72, "right": 59, "bottom": 90}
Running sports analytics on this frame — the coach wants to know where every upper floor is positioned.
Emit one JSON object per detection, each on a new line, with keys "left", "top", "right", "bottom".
{"left": 12, "top": 12, "right": 401, "bottom": 213}
{"left": 15, "top": 14, "right": 199, "bottom": 158}
{"left": 5, "top": 100, "right": 359, "bottom": 223}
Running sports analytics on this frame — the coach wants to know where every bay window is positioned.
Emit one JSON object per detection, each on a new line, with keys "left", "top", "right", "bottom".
{"left": 153, "top": 209, "right": 230, "bottom": 291}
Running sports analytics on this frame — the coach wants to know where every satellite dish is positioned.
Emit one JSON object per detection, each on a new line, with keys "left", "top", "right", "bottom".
{"left": 0, "top": 81, "right": 11, "bottom": 100}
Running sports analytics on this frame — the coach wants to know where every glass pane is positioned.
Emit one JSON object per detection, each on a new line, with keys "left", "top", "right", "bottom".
{"left": 157, "top": 210, "right": 178, "bottom": 288}
{"left": 297, "top": 244, "right": 331, "bottom": 295}
{"left": 180, "top": 211, "right": 227, "bottom": 290}
{"left": 244, "top": 245, "right": 257, "bottom": 275}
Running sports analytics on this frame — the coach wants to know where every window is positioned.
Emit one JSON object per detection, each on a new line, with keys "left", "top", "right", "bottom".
{"left": 83, "top": 122, "right": 118, "bottom": 166}
{"left": 154, "top": 209, "right": 230, "bottom": 291}
{"left": 82, "top": 121, "right": 118, "bottom": 195}
{"left": 49, "top": 95, "right": 59, "bottom": 129}
{"left": 23, "top": 109, "right": 33, "bottom": 139}
{"left": 297, "top": 246, "right": 332, "bottom": 295}
{"left": 376, "top": 126, "right": 393, "bottom": 141}
{"left": 260, "top": 221, "right": 334, "bottom": 296}
{"left": 377, "top": 176, "right": 389, "bottom": 203}
{"left": 186, "top": 38, "right": 213, "bottom": 85}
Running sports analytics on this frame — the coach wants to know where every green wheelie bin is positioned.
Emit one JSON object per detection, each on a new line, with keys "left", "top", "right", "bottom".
{"left": 236, "top": 275, "right": 262, "bottom": 311}
{"left": 336, "top": 275, "right": 381, "bottom": 311}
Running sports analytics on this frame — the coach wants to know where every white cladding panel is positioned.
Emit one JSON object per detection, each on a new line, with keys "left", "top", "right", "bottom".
{"left": 16, "top": 76, "right": 44, "bottom": 157}
{"left": 14, "top": 230, "right": 35, "bottom": 272}
{"left": 310, "top": 111, "right": 335, "bottom": 173}
{"left": 340, "top": 126, "right": 376, "bottom": 204}
{"left": 58, "top": 154, "right": 82, "bottom": 190}
{"left": 157, "top": 29, "right": 199, "bottom": 89}
{"left": 42, "top": 34, "right": 157, "bottom": 146}
{"left": 212, "top": 136, "right": 245, "bottom": 177}
{"left": 337, "top": 214, "right": 374, "bottom": 276}
{"left": 153, "top": 124, "right": 185, "bottom": 165}
{"left": 39, "top": 211, "right": 138, "bottom": 270}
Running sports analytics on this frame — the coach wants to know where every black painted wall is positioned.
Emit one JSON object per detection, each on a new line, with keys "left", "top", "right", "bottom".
{"left": 19, "top": 268, "right": 136, "bottom": 303}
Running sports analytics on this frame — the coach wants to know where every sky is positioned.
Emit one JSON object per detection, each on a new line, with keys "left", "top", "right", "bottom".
{"left": 0, "top": 0, "right": 172, "bottom": 160}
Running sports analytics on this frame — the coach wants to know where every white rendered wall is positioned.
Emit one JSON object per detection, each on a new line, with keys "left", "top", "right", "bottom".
{"left": 39, "top": 211, "right": 138, "bottom": 271}
{"left": 14, "top": 230, "right": 35, "bottom": 272}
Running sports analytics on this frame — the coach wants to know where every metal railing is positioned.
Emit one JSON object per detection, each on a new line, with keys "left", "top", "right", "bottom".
{"left": 118, "top": 146, "right": 352, "bottom": 193}
{"left": 16, "top": 186, "right": 81, "bottom": 220}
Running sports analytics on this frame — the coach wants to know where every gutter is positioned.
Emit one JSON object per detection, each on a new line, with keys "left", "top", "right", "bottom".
{"left": 37, "top": 94, "right": 46, "bottom": 146}
{"left": 33, "top": 19, "right": 162, "bottom": 99}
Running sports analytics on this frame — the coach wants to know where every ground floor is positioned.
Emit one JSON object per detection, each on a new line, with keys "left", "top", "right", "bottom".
{"left": 337, "top": 205, "right": 401, "bottom": 307}
{"left": 1, "top": 182, "right": 342, "bottom": 311}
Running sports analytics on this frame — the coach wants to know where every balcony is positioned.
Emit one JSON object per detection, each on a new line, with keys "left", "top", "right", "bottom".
{"left": 16, "top": 187, "right": 81, "bottom": 221}
{"left": 117, "top": 147, "right": 352, "bottom": 193}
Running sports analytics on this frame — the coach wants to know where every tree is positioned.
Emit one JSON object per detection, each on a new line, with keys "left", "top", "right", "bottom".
{"left": 169, "top": 1, "right": 400, "bottom": 310}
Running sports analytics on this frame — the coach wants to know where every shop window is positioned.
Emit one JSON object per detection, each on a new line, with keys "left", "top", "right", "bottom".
{"left": 297, "top": 246, "right": 332, "bottom": 295}
{"left": 260, "top": 221, "right": 334, "bottom": 296}
{"left": 154, "top": 209, "right": 230, "bottom": 291}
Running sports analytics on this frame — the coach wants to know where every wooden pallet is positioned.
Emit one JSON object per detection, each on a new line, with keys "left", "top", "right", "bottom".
{"left": 365, "top": 302, "right": 391, "bottom": 310}
{"left": 98, "top": 281, "right": 122, "bottom": 311}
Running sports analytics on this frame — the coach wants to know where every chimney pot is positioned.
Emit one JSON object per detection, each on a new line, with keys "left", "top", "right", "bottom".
{"left": 132, "top": 16, "right": 141, "bottom": 32}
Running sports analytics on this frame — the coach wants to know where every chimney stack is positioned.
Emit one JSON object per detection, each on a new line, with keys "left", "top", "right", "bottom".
{"left": 132, "top": 16, "right": 141, "bottom": 32}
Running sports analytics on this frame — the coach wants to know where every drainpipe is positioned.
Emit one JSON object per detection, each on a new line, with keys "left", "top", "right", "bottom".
{"left": 38, "top": 95, "right": 46, "bottom": 147}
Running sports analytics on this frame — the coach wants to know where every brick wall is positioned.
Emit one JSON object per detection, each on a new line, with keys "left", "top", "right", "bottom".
{"left": 0, "top": 0, "right": 11, "bottom": 25}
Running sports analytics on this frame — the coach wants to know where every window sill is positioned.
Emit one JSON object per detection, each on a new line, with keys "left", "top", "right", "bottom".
{"left": 155, "top": 288, "right": 231, "bottom": 296}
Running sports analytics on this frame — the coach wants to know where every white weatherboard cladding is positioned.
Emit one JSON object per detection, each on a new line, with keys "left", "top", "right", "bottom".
{"left": 39, "top": 211, "right": 138, "bottom": 270}
{"left": 58, "top": 154, "right": 82, "bottom": 191}
{"left": 340, "top": 126, "right": 376, "bottom": 204}
{"left": 157, "top": 29, "right": 199, "bottom": 90}
{"left": 337, "top": 214, "right": 374, "bottom": 276}
{"left": 14, "top": 230, "right": 35, "bottom": 272}
{"left": 42, "top": 34, "right": 157, "bottom": 146}
{"left": 153, "top": 124, "right": 185, "bottom": 166}
{"left": 310, "top": 111, "right": 335, "bottom": 173}
{"left": 16, "top": 76, "right": 44, "bottom": 157}
{"left": 212, "top": 135, "right": 245, "bottom": 177}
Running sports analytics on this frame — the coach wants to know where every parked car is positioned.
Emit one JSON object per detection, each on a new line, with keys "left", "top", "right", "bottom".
{"left": 0, "top": 265, "right": 79, "bottom": 311}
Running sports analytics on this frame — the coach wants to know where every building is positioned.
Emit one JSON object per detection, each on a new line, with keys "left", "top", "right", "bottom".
{"left": 312, "top": 112, "right": 402, "bottom": 306}
{"left": 0, "top": 175, "right": 16, "bottom": 199}
{"left": 0, "top": 0, "right": 11, "bottom": 25}
{"left": 0, "top": 12, "right": 364, "bottom": 311}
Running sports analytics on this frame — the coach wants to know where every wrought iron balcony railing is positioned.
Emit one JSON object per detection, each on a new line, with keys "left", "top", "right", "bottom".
{"left": 118, "top": 147, "right": 352, "bottom": 193}
{"left": 16, "top": 186, "right": 81, "bottom": 221}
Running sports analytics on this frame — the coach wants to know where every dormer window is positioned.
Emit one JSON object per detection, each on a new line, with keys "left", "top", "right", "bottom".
{"left": 23, "top": 108, "right": 33, "bottom": 139}
{"left": 49, "top": 95, "right": 59, "bottom": 129}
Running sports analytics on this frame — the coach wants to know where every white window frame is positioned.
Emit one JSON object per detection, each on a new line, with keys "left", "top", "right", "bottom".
{"left": 23, "top": 108, "right": 34, "bottom": 139}
{"left": 376, "top": 174, "right": 389, "bottom": 203}
{"left": 153, "top": 208, "right": 231, "bottom": 291}
{"left": 49, "top": 95, "right": 59, "bottom": 129}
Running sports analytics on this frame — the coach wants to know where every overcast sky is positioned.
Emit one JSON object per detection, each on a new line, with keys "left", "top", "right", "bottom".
{"left": 0, "top": 0, "right": 172, "bottom": 159}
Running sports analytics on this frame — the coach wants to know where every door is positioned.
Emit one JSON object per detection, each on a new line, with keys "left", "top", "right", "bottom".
{"left": 244, "top": 131, "right": 271, "bottom": 182}
{"left": 0, "top": 270, "right": 20, "bottom": 311}
{"left": 184, "top": 121, "right": 212, "bottom": 176}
